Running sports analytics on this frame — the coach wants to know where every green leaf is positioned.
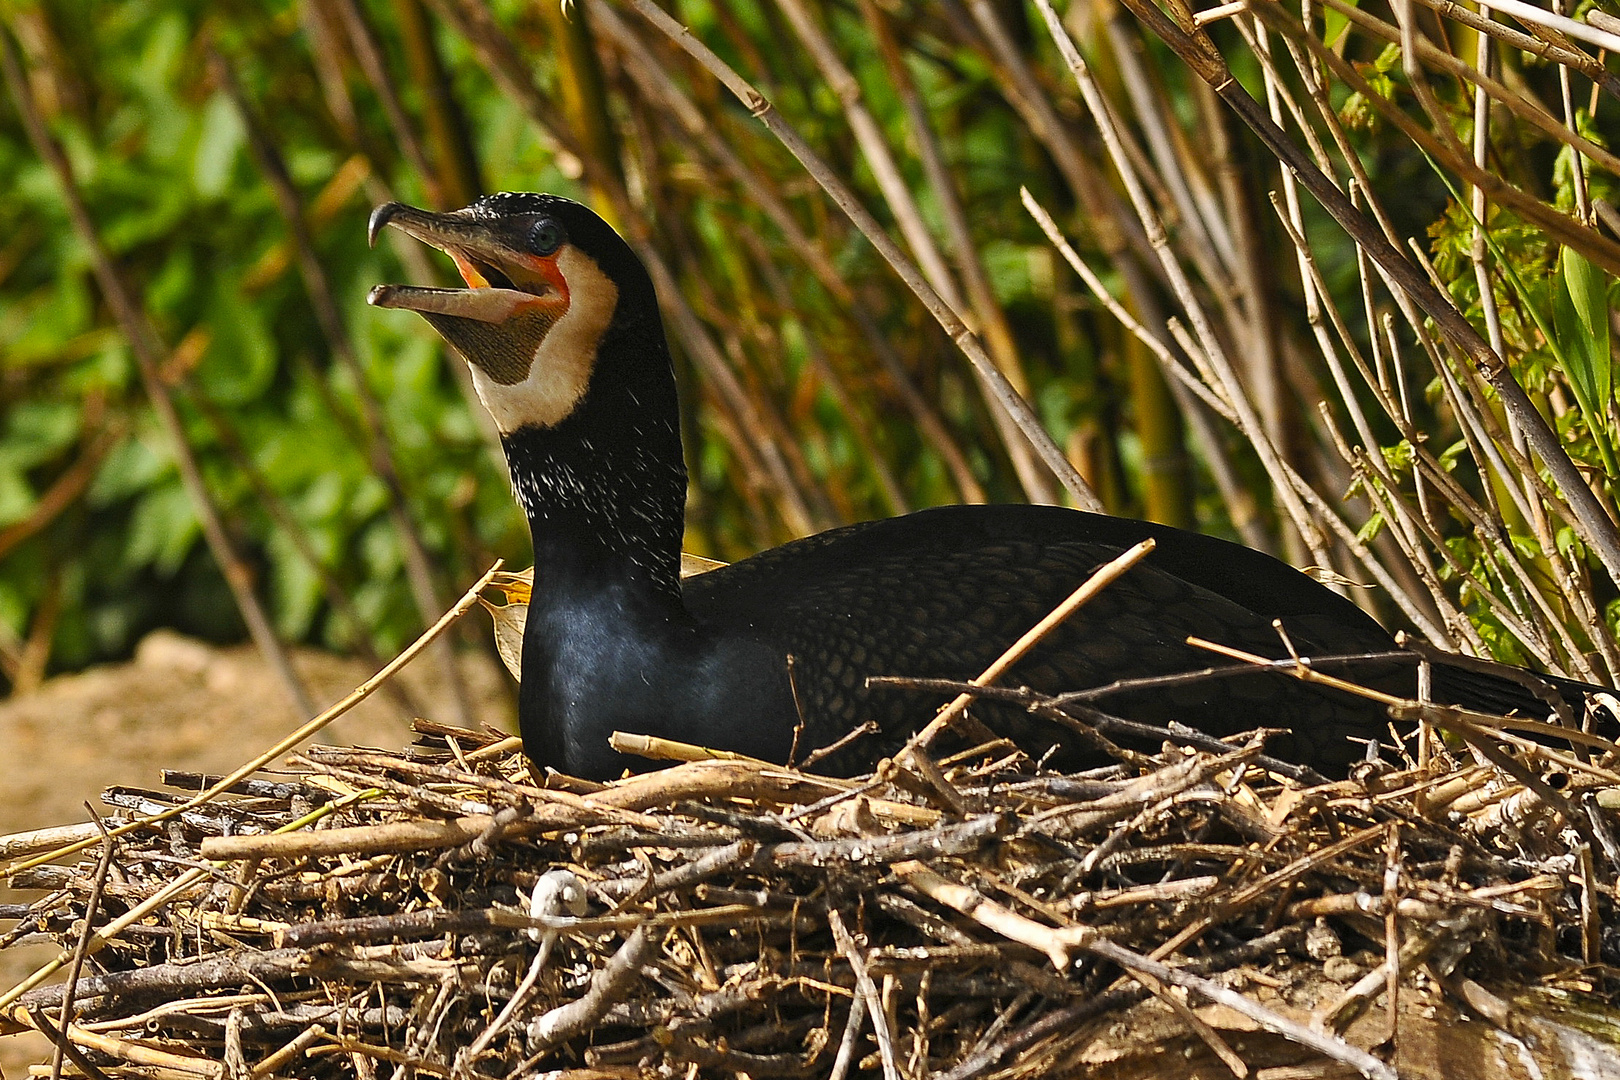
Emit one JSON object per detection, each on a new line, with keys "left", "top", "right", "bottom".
{"left": 1324, "top": 0, "right": 1358, "bottom": 50}
{"left": 1556, "top": 525, "right": 1587, "bottom": 565}
{"left": 5, "top": 400, "right": 82, "bottom": 466}
{"left": 193, "top": 92, "right": 245, "bottom": 199}
{"left": 1380, "top": 440, "right": 1416, "bottom": 472}
{"left": 199, "top": 277, "right": 276, "bottom": 405}
{"left": 90, "top": 435, "right": 167, "bottom": 505}
{"left": 1552, "top": 247, "right": 1617, "bottom": 474}
{"left": 125, "top": 481, "right": 200, "bottom": 575}
{"left": 0, "top": 463, "right": 35, "bottom": 528}
{"left": 269, "top": 531, "right": 322, "bottom": 640}
{"left": 1561, "top": 248, "right": 1608, "bottom": 370}
{"left": 1356, "top": 511, "right": 1386, "bottom": 545}
{"left": 1437, "top": 438, "right": 1469, "bottom": 472}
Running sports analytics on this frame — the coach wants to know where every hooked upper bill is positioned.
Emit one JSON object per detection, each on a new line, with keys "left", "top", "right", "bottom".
{"left": 365, "top": 201, "right": 564, "bottom": 325}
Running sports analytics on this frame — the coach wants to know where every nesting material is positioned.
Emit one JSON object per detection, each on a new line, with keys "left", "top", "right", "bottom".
{"left": 2, "top": 680, "right": 1617, "bottom": 1080}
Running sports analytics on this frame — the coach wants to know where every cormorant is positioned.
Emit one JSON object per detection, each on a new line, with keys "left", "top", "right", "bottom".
{"left": 367, "top": 193, "right": 1605, "bottom": 780}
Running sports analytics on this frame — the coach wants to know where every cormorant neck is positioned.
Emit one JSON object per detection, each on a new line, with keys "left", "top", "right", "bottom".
{"left": 489, "top": 225, "right": 690, "bottom": 609}
{"left": 503, "top": 410, "right": 687, "bottom": 603}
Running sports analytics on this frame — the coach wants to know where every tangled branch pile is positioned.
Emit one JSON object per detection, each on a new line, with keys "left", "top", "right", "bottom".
{"left": 4, "top": 696, "right": 1618, "bottom": 1079}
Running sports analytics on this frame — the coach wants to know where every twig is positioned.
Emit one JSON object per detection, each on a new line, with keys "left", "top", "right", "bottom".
{"left": 24, "top": 1008, "right": 116, "bottom": 1080}
{"left": 49, "top": 810, "right": 118, "bottom": 1080}
{"left": 1103, "top": 0, "right": 1620, "bottom": 585}
{"left": 520, "top": 922, "right": 656, "bottom": 1059}
{"left": 458, "top": 872, "right": 585, "bottom": 1069}
{"left": 826, "top": 908, "right": 900, "bottom": 1080}
{"left": 1084, "top": 937, "right": 1398, "bottom": 1080}
{"left": 248, "top": 1025, "right": 327, "bottom": 1080}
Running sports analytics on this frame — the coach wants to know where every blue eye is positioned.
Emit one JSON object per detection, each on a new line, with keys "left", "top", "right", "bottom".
{"left": 529, "top": 219, "right": 565, "bottom": 256}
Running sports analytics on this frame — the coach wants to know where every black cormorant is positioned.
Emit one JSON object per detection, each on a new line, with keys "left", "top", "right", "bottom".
{"left": 367, "top": 193, "right": 1604, "bottom": 780}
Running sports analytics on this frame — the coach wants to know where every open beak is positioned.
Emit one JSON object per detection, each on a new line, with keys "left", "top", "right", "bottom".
{"left": 366, "top": 202, "right": 562, "bottom": 324}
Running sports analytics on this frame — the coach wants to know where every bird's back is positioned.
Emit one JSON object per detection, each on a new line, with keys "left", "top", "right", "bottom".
{"left": 684, "top": 505, "right": 1399, "bottom": 774}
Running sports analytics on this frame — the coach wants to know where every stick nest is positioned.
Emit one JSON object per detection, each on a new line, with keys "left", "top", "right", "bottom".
{"left": 3, "top": 711, "right": 1619, "bottom": 1079}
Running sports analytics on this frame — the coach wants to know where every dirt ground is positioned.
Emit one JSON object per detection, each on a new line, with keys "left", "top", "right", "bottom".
{"left": 0, "top": 630, "right": 515, "bottom": 1075}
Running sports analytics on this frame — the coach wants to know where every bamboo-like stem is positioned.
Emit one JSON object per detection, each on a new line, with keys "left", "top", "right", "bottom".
{"left": 1081, "top": 22, "right": 1198, "bottom": 527}
{"left": 539, "top": 0, "right": 622, "bottom": 222}
{"left": 958, "top": 0, "right": 1154, "bottom": 282}
{"left": 1485, "top": 0, "right": 1620, "bottom": 53}
{"left": 1324, "top": 0, "right": 1620, "bottom": 178}
{"left": 1285, "top": 192, "right": 1596, "bottom": 668}
{"left": 1022, "top": 192, "right": 1236, "bottom": 535}
{"left": 1101, "top": 14, "right": 1233, "bottom": 299}
{"left": 391, "top": 0, "right": 482, "bottom": 206}
{"left": 735, "top": 225, "right": 910, "bottom": 515}
{"left": 1553, "top": 0, "right": 1592, "bottom": 220}
{"left": 1031, "top": 28, "right": 1447, "bottom": 636}
{"left": 1262, "top": 2, "right": 1619, "bottom": 274}
{"left": 1409, "top": 0, "right": 1620, "bottom": 101}
{"left": 1464, "top": 6, "right": 1548, "bottom": 550}
{"left": 860, "top": 0, "right": 1063, "bottom": 505}
{"left": 1465, "top": 7, "right": 1547, "bottom": 545}
{"left": 1032, "top": 0, "right": 1338, "bottom": 574}
{"left": 768, "top": 0, "right": 1056, "bottom": 505}
{"left": 642, "top": 244, "right": 821, "bottom": 536}
{"left": 0, "top": 29, "right": 317, "bottom": 719}
{"left": 298, "top": 0, "right": 364, "bottom": 149}
{"left": 687, "top": 267, "right": 841, "bottom": 529}
{"left": 1193, "top": 81, "right": 1279, "bottom": 551}
{"left": 331, "top": 0, "right": 440, "bottom": 204}
{"left": 1243, "top": 20, "right": 1330, "bottom": 545}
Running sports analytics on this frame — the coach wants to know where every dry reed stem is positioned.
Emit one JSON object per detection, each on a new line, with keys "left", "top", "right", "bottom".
{"left": 621, "top": 0, "right": 1102, "bottom": 512}
{"left": 1109, "top": 0, "right": 1620, "bottom": 585}
{"left": 210, "top": 48, "right": 476, "bottom": 727}
{"left": 905, "top": 538, "right": 1158, "bottom": 754}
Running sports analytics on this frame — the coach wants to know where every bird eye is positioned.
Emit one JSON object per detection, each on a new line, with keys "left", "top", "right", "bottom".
{"left": 529, "top": 219, "right": 565, "bottom": 256}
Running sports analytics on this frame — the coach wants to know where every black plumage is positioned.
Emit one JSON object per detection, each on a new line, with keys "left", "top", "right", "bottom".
{"left": 368, "top": 193, "right": 1607, "bottom": 781}
{"left": 679, "top": 506, "right": 1404, "bottom": 776}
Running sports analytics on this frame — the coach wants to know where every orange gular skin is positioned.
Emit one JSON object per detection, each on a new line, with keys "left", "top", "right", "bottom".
{"left": 447, "top": 249, "right": 570, "bottom": 321}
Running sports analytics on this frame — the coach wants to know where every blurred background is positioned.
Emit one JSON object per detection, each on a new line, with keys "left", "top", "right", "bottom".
{"left": 1, "top": 0, "right": 1617, "bottom": 720}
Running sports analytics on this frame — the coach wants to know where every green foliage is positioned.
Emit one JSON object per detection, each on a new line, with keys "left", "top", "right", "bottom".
{"left": 0, "top": 2, "right": 524, "bottom": 677}
{"left": 1322, "top": 0, "right": 1360, "bottom": 52}
{"left": 1551, "top": 247, "right": 1617, "bottom": 474}
{"left": 1340, "top": 44, "right": 1401, "bottom": 133}
{"left": 1427, "top": 160, "right": 1619, "bottom": 479}
{"left": 1428, "top": 200, "right": 1556, "bottom": 381}
{"left": 1, "top": 0, "right": 1615, "bottom": 692}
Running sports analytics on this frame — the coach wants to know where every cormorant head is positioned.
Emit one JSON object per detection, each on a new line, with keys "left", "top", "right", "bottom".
{"left": 367, "top": 193, "right": 649, "bottom": 435}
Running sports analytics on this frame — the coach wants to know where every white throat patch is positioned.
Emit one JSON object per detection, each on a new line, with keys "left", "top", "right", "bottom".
{"left": 467, "top": 246, "right": 619, "bottom": 432}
